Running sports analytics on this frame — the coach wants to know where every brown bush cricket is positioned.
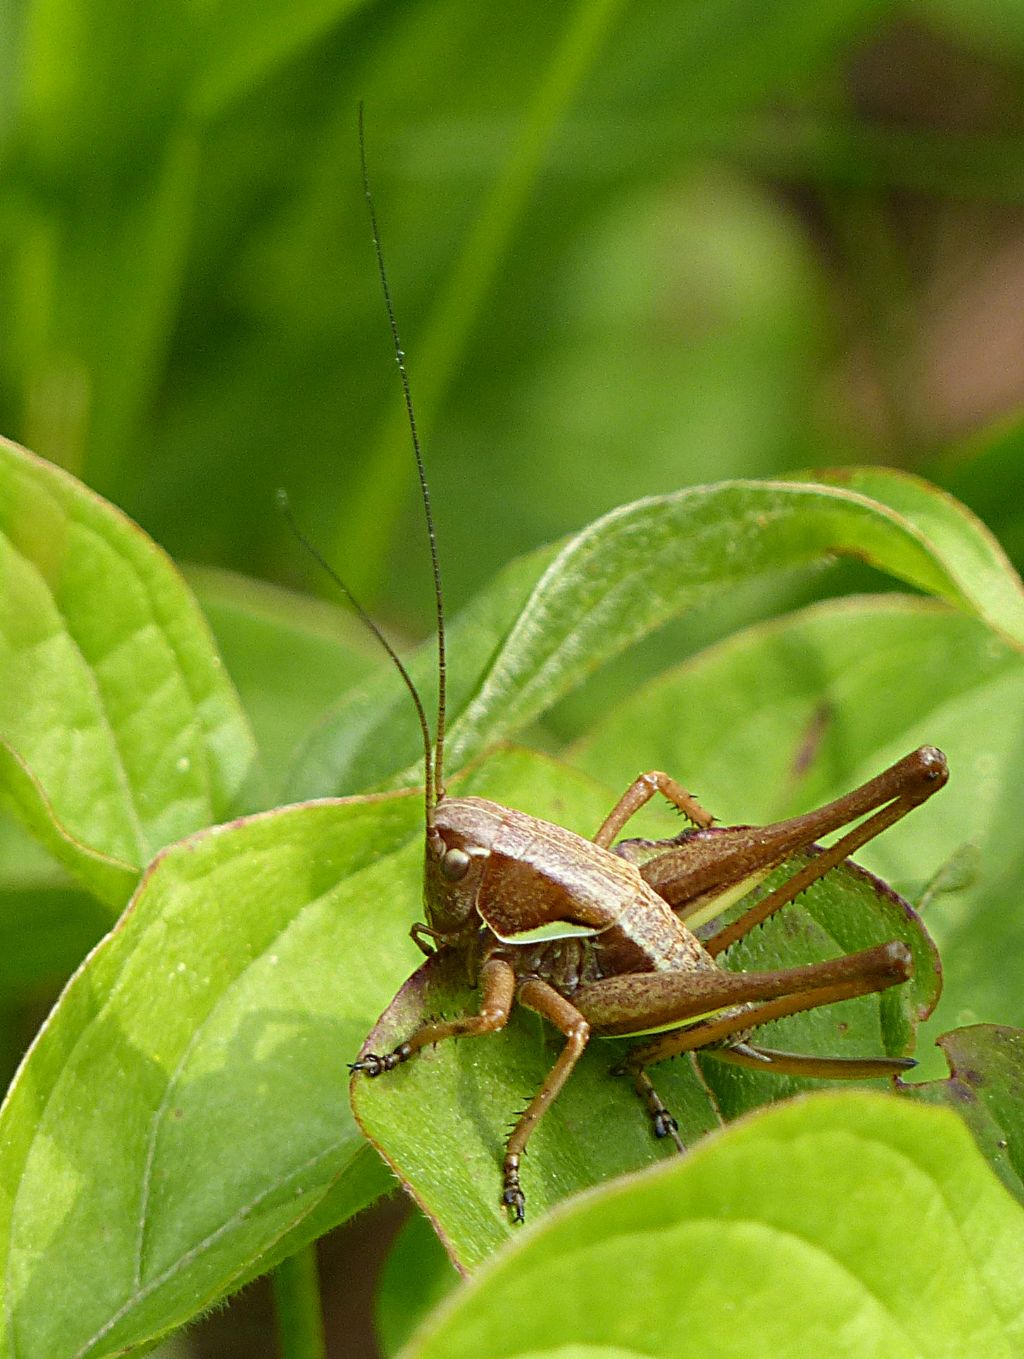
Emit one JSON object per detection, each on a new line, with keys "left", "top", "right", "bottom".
{"left": 319, "top": 111, "right": 950, "bottom": 1222}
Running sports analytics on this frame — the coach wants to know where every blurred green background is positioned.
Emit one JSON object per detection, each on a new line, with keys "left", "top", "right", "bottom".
{"left": 3, "top": 0, "right": 1024, "bottom": 637}
{"left": 3, "top": 1, "right": 1024, "bottom": 1354}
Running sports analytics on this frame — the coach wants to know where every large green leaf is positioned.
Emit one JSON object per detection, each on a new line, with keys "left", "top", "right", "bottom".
{"left": 0, "top": 438, "right": 261, "bottom": 907}
{"left": 289, "top": 470, "right": 1024, "bottom": 799}
{"left": 187, "top": 565, "right": 376, "bottom": 794}
{"left": 400, "top": 1095, "right": 1024, "bottom": 1359}
{"left": 0, "top": 792, "right": 421, "bottom": 1358}
{"left": 445, "top": 476, "right": 1024, "bottom": 768}
{"left": 0, "top": 748, "right": 616, "bottom": 1355}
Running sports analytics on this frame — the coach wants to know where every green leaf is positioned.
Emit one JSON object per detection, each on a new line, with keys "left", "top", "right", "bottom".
{"left": 809, "top": 466, "right": 1024, "bottom": 647}
{"left": 290, "top": 473, "right": 1024, "bottom": 801}
{"left": 0, "top": 791, "right": 422, "bottom": 1358}
{"left": 5, "top": 467, "right": 1019, "bottom": 1346}
{"left": 445, "top": 477, "right": 1024, "bottom": 769}
{"left": 351, "top": 753, "right": 938, "bottom": 1269}
{"left": 0, "top": 438, "right": 261, "bottom": 906}
{"left": 0, "top": 744, "right": 138, "bottom": 906}
{"left": 352, "top": 940, "right": 717, "bottom": 1273}
{"left": 187, "top": 566, "right": 377, "bottom": 795}
{"left": 399, "top": 1095, "right": 1024, "bottom": 1359}
{"left": 931, "top": 415, "right": 1024, "bottom": 573}
{"left": 900, "top": 1025, "right": 1024, "bottom": 1205}
{"left": 571, "top": 594, "right": 1024, "bottom": 1067}
{"left": 285, "top": 545, "right": 558, "bottom": 800}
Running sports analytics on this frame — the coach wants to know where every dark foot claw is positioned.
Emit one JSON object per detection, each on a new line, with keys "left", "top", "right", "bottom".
{"left": 503, "top": 1153, "right": 525, "bottom": 1223}
{"left": 502, "top": 1185, "right": 525, "bottom": 1223}
{"left": 349, "top": 1052, "right": 390, "bottom": 1077}
{"left": 349, "top": 1043, "right": 412, "bottom": 1077}
{"left": 653, "top": 1110, "right": 679, "bottom": 1139}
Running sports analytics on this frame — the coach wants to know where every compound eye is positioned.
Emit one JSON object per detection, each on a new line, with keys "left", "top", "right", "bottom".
{"left": 440, "top": 847, "right": 472, "bottom": 882}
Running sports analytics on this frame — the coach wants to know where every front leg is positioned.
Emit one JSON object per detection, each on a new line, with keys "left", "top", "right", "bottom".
{"left": 350, "top": 955, "right": 515, "bottom": 1075}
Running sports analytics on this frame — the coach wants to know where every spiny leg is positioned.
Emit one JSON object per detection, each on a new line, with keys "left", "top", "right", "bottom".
{"left": 350, "top": 956, "right": 515, "bottom": 1076}
{"left": 705, "top": 746, "right": 947, "bottom": 957}
{"left": 575, "top": 941, "right": 909, "bottom": 1151}
{"left": 623, "top": 940, "right": 912, "bottom": 1072}
{"left": 705, "top": 799, "right": 917, "bottom": 958}
{"left": 573, "top": 941, "right": 910, "bottom": 1039}
{"left": 593, "top": 770, "right": 715, "bottom": 849}
{"left": 707, "top": 1044, "right": 915, "bottom": 1079}
{"left": 502, "top": 978, "right": 591, "bottom": 1223}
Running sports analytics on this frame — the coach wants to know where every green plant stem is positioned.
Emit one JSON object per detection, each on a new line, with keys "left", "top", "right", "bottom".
{"left": 271, "top": 1246, "right": 326, "bottom": 1359}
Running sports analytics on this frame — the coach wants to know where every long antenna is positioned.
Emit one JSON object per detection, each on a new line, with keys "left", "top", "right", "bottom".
{"left": 359, "top": 102, "right": 448, "bottom": 805}
{"left": 277, "top": 491, "right": 436, "bottom": 818}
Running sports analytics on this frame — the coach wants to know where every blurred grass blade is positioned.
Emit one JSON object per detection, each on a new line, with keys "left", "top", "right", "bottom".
{"left": 7, "top": 132, "right": 199, "bottom": 494}
{"left": 190, "top": 0, "right": 374, "bottom": 120}
{"left": 335, "top": 0, "right": 626, "bottom": 594}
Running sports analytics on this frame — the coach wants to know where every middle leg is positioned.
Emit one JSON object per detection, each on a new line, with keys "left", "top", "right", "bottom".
{"left": 502, "top": 978, "right": 591, "bottom": 1222}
